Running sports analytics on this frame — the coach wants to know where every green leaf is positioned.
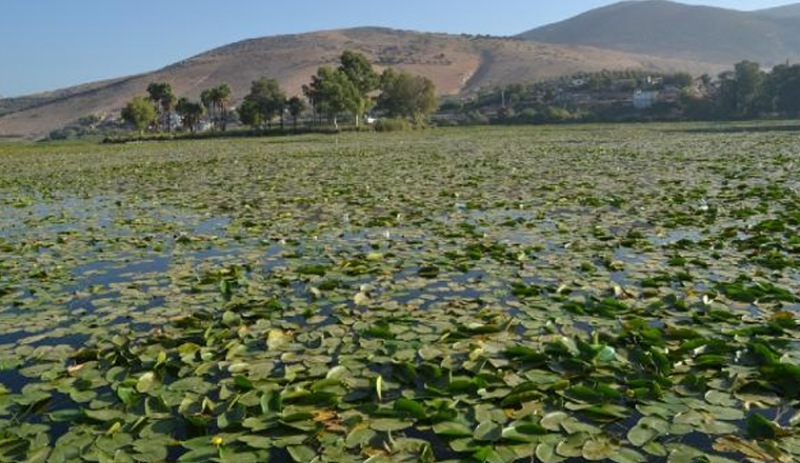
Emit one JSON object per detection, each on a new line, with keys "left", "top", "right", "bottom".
{"left": 239, "top": 435, "right": 272, "bottom": 449}
{"left": 536, "top": 441, "right": 565, "bottom": 463}
{"left": 628, "top": 416, "right": 668, "bottom": 447}
{"left": 473, "top": 421, "right": 503, "bottom": 442}
{"left": 369, "top": 418, "right": 413, "bottom": 432}
{"left": 84, "top": 408, "right": 126, "bottom": 422}
{"left": 704, "top": 390, "right": 736, "bottom": 407}
{"left": 326, "top": 365, "right": 348, "bottom": 380}
{"left": 345, "top": 428, "right": 376, "bottom": 449}
{"left": 136, "top": 372, "right": 158, "bottom": 394}
{"left": 540, "top": 412, "right": 569, "bottom": 431}
{"left": 69, "top": 389, "right": 97, "bottom": 403}
{"left": 746, "top": 413, "right": 779, "bottom": 440}
{"left": 267, "top": 330, "right": 289, "bottom": 350}
{"left": 556, "top": 433, "right": 587, "bottom": 458}
{"left": 287, "top": 445, "right": 317, "bottom": 462}
{"left": 582, "top": 438, "right": 616, "bottom": 461}
{"left": 610, "top": 447, "right": 647, "bottom": 463}
{"left": 394, "top": 398, "right": 426, "bottom": 419}
{"left": 433, "top": 421, "right": 474, "bottom": 437}
{"left": 177, "top": 446, "right": 218, "bottom": 463}
{"left": 132, "top": 439, "right": 169, "bottom": 462}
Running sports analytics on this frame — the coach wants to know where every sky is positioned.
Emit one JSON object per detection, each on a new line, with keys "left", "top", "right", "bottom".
{"left": 0, "top": 0, "right": 796, "bottom": 97}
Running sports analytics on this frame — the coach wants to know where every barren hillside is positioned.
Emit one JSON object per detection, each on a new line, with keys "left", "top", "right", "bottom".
{"left": 0, "top": 27, "right": 721, "bottom": 138}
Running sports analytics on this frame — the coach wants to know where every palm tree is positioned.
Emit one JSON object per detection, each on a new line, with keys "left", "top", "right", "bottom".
{"left": 214, "top": 84, "right": 232, "bottom": 131}
{"left": 200, "top": 84, "right": 233, "bottom": 131}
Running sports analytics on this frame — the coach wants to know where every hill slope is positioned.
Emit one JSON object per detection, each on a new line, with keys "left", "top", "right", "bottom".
{"left": 518, "top": 0, "right": 800, "bottom": 66}
{"left": 0, "top": 27, "right": 719, "bottom": 139}
{"left": 756, "top": 3, "right": 800, "bottom": 19}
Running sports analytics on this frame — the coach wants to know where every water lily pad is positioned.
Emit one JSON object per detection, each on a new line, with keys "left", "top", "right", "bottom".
{"left": 535, "top": 440, "right": 565, "bottom": 463}
{"left": 136, "top": 372, "right": 158, "bottom": 393}
{"left": 610, "top": 447, "right": 647, "bottom": 463}
{"left": 433, "top": 421, "right": 473, "bottom": 437}
{"left": 582, "top": 437, "right": 616, "bottom": 461}
{"left": 628, "top": 416, "right": 668, "bottom": 447}
{"left": 369, "top": 417, "right": 413, "bottom": 432}
{"left": 540, "top": 412, "right": 569, "bottom": 431}
{"left": 474, "top": 421, "right": 503, "bottom": 442}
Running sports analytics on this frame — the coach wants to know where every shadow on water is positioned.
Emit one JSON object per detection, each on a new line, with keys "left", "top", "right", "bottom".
{"left": 0, "top": 368, "right": 28, "bottom": 394}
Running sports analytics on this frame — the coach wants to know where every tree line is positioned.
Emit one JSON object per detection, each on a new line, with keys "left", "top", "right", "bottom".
{"left": 711, "top": 61, "right": 800, "bottom": 119}
{"left": 446, "top": 62, "right": 800, "bottom": 125}
{"left": 121, "top": 51, "right": 437, "bottom": 135}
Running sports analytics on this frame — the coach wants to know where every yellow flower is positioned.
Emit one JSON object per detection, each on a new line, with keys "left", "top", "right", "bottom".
{"left": 211, "top": 436, "right": 224, "bottom": 447}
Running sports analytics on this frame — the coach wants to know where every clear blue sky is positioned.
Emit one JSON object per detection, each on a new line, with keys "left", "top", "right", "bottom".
{"left": 0, "top": 0, "right": 795, "bottom": 97}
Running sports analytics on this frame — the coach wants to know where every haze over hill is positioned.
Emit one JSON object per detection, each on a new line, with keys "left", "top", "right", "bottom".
{"left": 756, "top": 3, "right": 800, "bottom": 18}
{"left": 0, "top": 27, "right": 719, "bottom": 138}
{"left": 519, "top": 0, "right": 800, "bottom": 65}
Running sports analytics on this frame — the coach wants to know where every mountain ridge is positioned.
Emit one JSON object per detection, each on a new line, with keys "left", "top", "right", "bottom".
{"left": 518, "top": 0, "right": 800, "bottom": 66}
{"left": 0, "top": 26, "right": 722, "bottom": 139}
{"left": 755, "top": 3, "right": 800, "bottom": 19}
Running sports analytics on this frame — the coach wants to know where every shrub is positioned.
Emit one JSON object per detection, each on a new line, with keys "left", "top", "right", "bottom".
{"left": 375, "top": 118, "right": 411, "bottom": 132}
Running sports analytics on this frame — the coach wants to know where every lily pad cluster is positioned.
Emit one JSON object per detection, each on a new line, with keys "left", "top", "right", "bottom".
{"left": 0, "top": 125, "right": 800, "bottom": 462}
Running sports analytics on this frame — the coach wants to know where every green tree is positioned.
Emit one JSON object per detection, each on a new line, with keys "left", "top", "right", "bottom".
{"left": 238, "top": 98, "right": 262, "bottom": 129}
{"left": 200, "top": 84, "right": 233, "bottom": 131}
{"left": 200, "top": 88, "right": 215, "bottom": 124}
{"left": 303, "top": 67, "right": 359, "bottom": 128}
{"left": 665, "top": 73, "right": 694, "bottom": 89}
{"left": 377, "top": 69, "right": 438, "bottom": 125}
{"left": 338, "top": 51, "right": 378, "bottom": 126}
{"left": 768, "top": 64, "right": 800, "bottom": 115}
{"left": 175, "top": 97, "right": 205, "bottom": 133}
{"left": 146, "top": 82, "right": 176, "bottom": 132}
{"left": 734, "top": 61, "right": 765, "bottom": 117}
{"left": 716, "top": 70, "right": 738, "bottom": 117}
{"left": 241, "top": 78, "right": 286, "bottom": 129}
{"left": 214, "top": 83, "right": 232, "bottom": 130}
{"left": 716, "top": 61, "right": 766, "bottom": 118}
{"left": 121, "top": 96, "right": 156, "bottom": 135}
{"left": 339, "top": 51, "right": 379, "bottom": 95}
{"left": 286, "top": 96, "right": 307, "bottom": 130}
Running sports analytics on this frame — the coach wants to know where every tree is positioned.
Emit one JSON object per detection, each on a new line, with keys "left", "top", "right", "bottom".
{"left": 715, "top": 61, "right": 766, "bottom": 118}
{"left": 214, "top": 84, "right": 232, "bottom": 131}
{"left": 768, "top": 64, "right": 800, "bottom": 115}
{"left": 734, "top": 61, "right": 765, "bottom": 117}
{"left": 200, "top": 84, "right": 233, "bottom": 131}
{"left": 175, "top": 97, "right": 205, "bottom": 133}
{"left": 286, "top": 96, "right": 307, "bottom": 130}
{"left": 121, "top": 96, "right": 156, "bottom": 135}
{"left": 665, "top": 73, "right": 694, "bottom": 89}
{"left": 716, "top": 70, "right": 738, "bottom": 117}
{"left": 339, "top": 51, "right": 379, "bottom": 95}
{"left": 240, "top": 78, "right": 286, "bottom": 129}
{"left": 338, "top": 51, "right": 378, "bottom": 126}
{"left": 200, "top": 88, "right": 215, "bottom": 125}
{"left": 238, "top": 98, "right": 262, "bottom": 129}
{"left": 377, "top": 69, "right": 438, "bottom": 125}
{"left": 146, "top": 82, "right": 176, "bottom": 132}
{"left": 303, "top": 67, "right": 359, "bottom": 128}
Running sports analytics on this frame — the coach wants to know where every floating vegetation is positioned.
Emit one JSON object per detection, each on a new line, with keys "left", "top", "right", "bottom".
{"left": 0, "top": 125, "right": 799, "bottom": 462}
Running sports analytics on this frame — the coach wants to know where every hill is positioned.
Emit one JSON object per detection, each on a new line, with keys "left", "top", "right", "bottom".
{"left": 756, "top": 3, "right": 800, "bottom": 19}
{"left": 0, "top": 27, "right": 719, "bottom": 139}
{"left": 518, "top": 0, "right": 800, "bottom": 66}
